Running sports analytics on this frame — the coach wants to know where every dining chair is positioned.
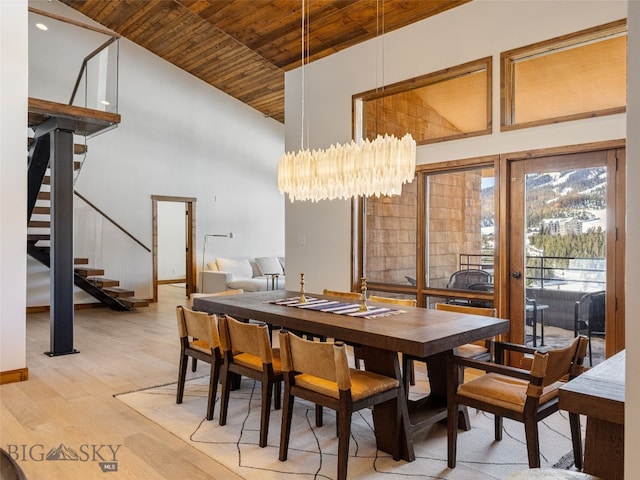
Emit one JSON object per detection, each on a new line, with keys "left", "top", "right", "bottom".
{"left": 369, "top": 295, "right": 418, "bottom": 383}
{"left": 322, "top": 289, "right": 361, "bottom": 300}
{"left": 368, "top": 294, "right": 417, "bottom": 307}
{"left": 278, "top": 331, "right": 402, "bottom": 480}
{"left": 447, "top": 335, "right": 588, "bottom": 469}
{"left": 175, "top": 305, "right": 222, "bottom": 420}
{"left": 188, "top": 289, "right": 243, "bottom": 372}
{"left": 402, "top": 302, "right": 496, "bottom": 394}
{"left": 218, "top": 314, "right": 283, "bottom": 447}
{"left": 574, "top": 290, "right": 605, "bottom": 366}
{"left": 322, "top": 288, "right": 362, "bottom": 358}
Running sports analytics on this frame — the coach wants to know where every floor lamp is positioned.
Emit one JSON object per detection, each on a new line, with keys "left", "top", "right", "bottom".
{"left": 200, "top": 233, "right": 231, "bottom": 292}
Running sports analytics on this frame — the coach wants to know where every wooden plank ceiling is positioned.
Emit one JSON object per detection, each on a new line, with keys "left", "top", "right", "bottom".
{"left": 60, "top": 0, "right": 470, "bottom": 123}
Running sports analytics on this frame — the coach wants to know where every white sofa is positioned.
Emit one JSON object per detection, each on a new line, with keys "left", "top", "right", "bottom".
{"left": 201, "top": 256, "right": 285, "bottom": 293}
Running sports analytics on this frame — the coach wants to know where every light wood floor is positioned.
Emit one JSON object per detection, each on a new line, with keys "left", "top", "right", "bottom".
{"left": 0, "top": 285, "right": 244, "bottom": 479}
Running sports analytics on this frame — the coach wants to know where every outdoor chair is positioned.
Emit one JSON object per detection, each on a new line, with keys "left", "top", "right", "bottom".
{"left": 218, "top": 315, "right": 283, "bottom": 447}
{"left": 446, "top": 269, "right": 493, "bottom": 306}
{"left": 446, "top": 269, "right": 493, "bottom": 290}
{"left": 446, "top": 335, "right": 588, "bottom": 469}
{"left": 574, "top": 290, "right": 605, "bottom": 366}
{"left": 278, "top": 331, "right": 402, "bottom": 480}
{"left": 175, "top": 305, "right": 222, "bottom": 421}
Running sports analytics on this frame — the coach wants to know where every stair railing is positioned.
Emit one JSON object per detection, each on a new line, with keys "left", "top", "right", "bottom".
{"left": 74, "top": 191, "right": 151, "bottom": 253}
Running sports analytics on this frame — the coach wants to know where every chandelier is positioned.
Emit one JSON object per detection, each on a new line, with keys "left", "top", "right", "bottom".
{"left": 277, "top": 0, "right": 416, "bottom": 203}
{"left": 278, "top": 133, "right": 416, "bottom": 202}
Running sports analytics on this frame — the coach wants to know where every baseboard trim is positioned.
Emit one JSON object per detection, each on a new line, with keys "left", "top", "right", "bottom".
{"left": 0, "top": 367, "right": 29, "bottom": 385}
{"left": 157, "top": 278, "right": 186, "bottom": 285}
{"left": 26, "top": 303, "right": 107, "bottom": 314}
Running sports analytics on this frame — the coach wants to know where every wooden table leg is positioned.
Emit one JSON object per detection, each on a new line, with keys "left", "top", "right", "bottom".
{"left": 583, "top": 417, "right": 624, "bottom": 480}
{"left": 361, "top": 346, "right": 415, "bottom": 462}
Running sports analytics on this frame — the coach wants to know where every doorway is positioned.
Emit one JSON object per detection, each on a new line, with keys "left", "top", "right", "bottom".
{"left": 505, "top": 144, "right": 625, "bottom": 366}
{"left": 151, "top": 195, "right": 197, "bottom": 302}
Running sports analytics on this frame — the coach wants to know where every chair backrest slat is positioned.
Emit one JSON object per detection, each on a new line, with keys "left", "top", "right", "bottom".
{"left": 369, "top": 295, "right": 416, "bottom": 307}
{"left": 435, "top": 302, "right": 496, "bottom": 317}
{"left": 323, "top": 289, "right": 361, "bottom": 300}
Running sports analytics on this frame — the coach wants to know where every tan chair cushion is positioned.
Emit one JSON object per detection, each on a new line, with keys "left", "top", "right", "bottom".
{"left": 233, "top": 348, "right": 282, "bottom": 374}
{"left": 457, "top": 373, "right": 561, "bottom": 412}
{"left": 456, "top": 343, "right": 489, "bottom": 358}
{"left": 294, "top": 368, "right": 399, "bottom": 401}
{"left": 190, "top": 339, "right": 214, "bottom": 354}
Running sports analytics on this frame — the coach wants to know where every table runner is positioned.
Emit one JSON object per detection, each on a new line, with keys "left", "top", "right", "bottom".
{"left": 269, "top": 296, "right": 405, "bottom": 319}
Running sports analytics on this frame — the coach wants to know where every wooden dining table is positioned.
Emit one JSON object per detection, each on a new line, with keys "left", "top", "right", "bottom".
{"left": 559, "top": 349, "right": 625, "bottom": 479}
{"left": 193, "top": 290, "right": 510, "bottom": 462}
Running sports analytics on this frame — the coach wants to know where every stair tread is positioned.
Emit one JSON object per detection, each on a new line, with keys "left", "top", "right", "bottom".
{"left": 33, "top": 206, "right": 50, "bottom": 214}
{"left": 27, "top": 234, "right": 50, "bottom": 241}
{"left": 28, "top": 138, "right": 87, "bottom": 155}
{"left": 74, "top": 258, "right": 89, "bottom": 265}
{"left": 119, "top": 297, "right": 149, "bottom": 308}
{"left": 28, "top": 220, "right": 50, "bottom": 228}
{"left": 103, "top": 287, "right": 135, "bottom": 298}
{"left": 37, "top": 191, "right": 50, "bottom": 200}
{"left": 75, "top": 267, "right": 105, "bottom": 277}
{"left": 86, "top": 278, "right": 120, "bottom": 288}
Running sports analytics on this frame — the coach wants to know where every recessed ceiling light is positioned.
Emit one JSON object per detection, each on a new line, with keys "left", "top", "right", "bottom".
{"left": 100, "top": 100, "right": 110, "bottom": 106}
{"left": 36, "top": 23, "right": 48, "bottom": 31}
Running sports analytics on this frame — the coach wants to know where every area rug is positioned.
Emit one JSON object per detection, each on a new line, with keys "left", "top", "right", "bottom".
{"left": 115, "top": 375, "right": 579, "bottom": 480}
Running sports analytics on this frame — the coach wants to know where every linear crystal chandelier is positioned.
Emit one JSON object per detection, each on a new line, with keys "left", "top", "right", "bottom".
{"left": 277, "top": 0, "right": 416, "bottom": 203}
{"left": 278, "top": 133, "right": 416, "bottom": 202}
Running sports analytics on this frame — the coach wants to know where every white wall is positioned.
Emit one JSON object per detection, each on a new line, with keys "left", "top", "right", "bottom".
{"left": 0, "top": 0, "right": 28, "bottom": 373}
{"left": 625, "top": 0, "right": 640, "bottom": 473}
{"left": 27, "top": 0, "right": 285, "bottom": 304}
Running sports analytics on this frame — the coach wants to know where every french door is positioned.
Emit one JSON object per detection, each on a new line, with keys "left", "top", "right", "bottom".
{"left": 506, "top": 146, "right": 625, "bottom": 366}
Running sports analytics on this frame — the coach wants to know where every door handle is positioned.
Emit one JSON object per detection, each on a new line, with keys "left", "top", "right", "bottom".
{"left": 511, "top": 271, "right": 522, "bottom": 279}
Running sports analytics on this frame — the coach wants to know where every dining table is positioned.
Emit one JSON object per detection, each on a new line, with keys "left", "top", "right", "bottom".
{"left": 559, "top": 349, "right": 625, "bottom": 479}
{"left": 193, "top": 289, "right": 510, "bottom": 462}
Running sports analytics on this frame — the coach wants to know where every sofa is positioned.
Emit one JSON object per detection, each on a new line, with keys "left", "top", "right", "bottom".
{"left": 201, "top": 256, "right": 285, "bottom": 293}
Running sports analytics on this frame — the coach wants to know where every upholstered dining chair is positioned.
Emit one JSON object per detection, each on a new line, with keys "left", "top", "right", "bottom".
{"left": 218, "top": 315, "right": 283, "bottom": 447}
{"left": 175, "top": 305, "right": 222, "bottom": 421}
{"left": 188, "top": 289, "right": 243, "bottom": 372}
{"left": 368, "top": 294, "right": 417, "bottom": 307}
{"left": 278, "top": 331, "right": 402, "bottom": 480}
{"left": 402, "top": 302, "right": 496, "bottom": 394}
{"left": 322, "top": 289, "right": 361, "bottom": 300}
{"left": 446, "top": 335, "right": 588, "bottom": 469}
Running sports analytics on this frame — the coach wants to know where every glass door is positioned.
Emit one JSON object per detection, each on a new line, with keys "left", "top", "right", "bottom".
{"left": 507, "top": 148, "right": 624, "bottom": 366}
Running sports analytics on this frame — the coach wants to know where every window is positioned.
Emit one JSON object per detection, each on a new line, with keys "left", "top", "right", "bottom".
{"left": 358, "top": 159, "right": 497, "bottom": 309}
{"left": 502, "top": 20, "right": 627, "bottom": 129}
{"left": 353, "top": 57, "right": 492, "bottom": 145}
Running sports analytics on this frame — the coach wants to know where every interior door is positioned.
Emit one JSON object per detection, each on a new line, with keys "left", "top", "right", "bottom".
{"left": 507, "top": 148, "right": 624, "bottom": 366}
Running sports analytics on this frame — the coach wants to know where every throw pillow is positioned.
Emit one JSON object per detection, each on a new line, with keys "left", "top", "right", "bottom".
{"left": 216, "top": 258, "right": 253, "bottom": 280}
{"left": 255, "top": 256, "right": 284, "bottom": 276}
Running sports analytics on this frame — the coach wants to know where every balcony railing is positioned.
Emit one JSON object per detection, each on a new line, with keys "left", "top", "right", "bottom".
{"left": 459, "top": 253, "right": 605, "bottom": 292}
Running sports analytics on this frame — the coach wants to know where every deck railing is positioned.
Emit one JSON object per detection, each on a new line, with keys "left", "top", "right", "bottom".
{"left": 459, "top": 253, "right": 606, "bottom": 291}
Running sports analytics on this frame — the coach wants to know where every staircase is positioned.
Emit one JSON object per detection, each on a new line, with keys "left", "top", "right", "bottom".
{"left": 27, "top": 98, "right": 148, "bottom": 311}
